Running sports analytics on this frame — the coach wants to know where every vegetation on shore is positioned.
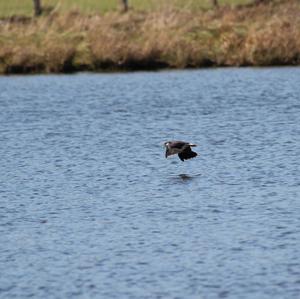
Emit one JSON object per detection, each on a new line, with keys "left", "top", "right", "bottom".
{"left": 0, "top": 0, "right": 251, "bottom": 17}
{"left": 0, "top": 0, "right": 299, "bottom": 74}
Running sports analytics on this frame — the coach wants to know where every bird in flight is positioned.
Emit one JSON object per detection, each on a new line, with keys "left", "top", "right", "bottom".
{"left": 164, "top": 141, "right": 198, "bottom": 162}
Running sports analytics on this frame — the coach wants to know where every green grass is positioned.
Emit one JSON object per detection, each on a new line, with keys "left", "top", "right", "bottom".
{"left": 0, "top": 0, "right": 251, "bottom": 17}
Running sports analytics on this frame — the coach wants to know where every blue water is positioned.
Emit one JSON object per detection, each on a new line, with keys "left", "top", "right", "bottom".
{"left": 1, "top": 68, "right": 300, "bottom": 299}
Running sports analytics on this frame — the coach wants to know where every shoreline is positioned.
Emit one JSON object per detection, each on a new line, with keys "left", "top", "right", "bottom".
{"left": 1, "top": 0, "right": 299, "bottom": 75}
{"left": 2, "top": 64, "right": 300, "bottom": 77}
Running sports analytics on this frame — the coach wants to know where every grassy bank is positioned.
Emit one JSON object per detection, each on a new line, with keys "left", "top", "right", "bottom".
{"left": 0, "top": 0, "right": 251, "bottom": 17}
{"left": 0, "top": 0, "right": 300, "bottom": 74}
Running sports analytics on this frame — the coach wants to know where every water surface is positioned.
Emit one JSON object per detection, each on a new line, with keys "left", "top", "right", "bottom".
{"left": 1, "top": 68, "right": 300, "bottom": 298}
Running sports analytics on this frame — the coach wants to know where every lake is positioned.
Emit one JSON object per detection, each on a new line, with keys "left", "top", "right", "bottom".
{"left": 1, "top": 68, "right": 300, "bottom": 299}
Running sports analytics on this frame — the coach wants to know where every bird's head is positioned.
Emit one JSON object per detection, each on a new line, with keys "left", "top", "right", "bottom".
{"left": 164, "top": 141, "right": 170, "bottom": 148}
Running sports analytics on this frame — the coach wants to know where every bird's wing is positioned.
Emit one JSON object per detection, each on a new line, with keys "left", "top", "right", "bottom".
{"left": 178, "top": 147, "right": 197, "bottom": 161}
{"left": 178, "top": 152, "right": 185, "bottom": 161}
{"left": 171, "top": 141, "right": 188, "bottom": 149}
{"left": 165, "top": 148, "right": 169, "bottom": 158}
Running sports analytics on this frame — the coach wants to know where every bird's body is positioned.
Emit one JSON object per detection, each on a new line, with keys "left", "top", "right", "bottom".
{"left": 164, "top": 141, "right": 198, "bottom": 161}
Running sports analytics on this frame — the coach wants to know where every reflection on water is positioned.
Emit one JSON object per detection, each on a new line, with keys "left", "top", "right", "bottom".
{"left": 179, "top": 173, "right": 194, "bottom": 180}
{"left": 173, "top": 173, "right": 202, "bottom": 182}
{"left": 1, "top": 68, "right": 300, "bottom": 299}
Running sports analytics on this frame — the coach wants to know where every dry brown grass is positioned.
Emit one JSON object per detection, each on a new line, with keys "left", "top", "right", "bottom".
{"left": 0, "top": 0, "right": 300, "bottom": 74}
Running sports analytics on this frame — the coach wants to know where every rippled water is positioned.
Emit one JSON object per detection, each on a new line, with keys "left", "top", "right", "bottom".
{"left": 1, "top": 68, "right": 300, "bottom": 299}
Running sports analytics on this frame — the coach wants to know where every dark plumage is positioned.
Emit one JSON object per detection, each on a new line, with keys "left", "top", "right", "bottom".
{"left": 164, "top": 141, "right": 198, "bottom": 162}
